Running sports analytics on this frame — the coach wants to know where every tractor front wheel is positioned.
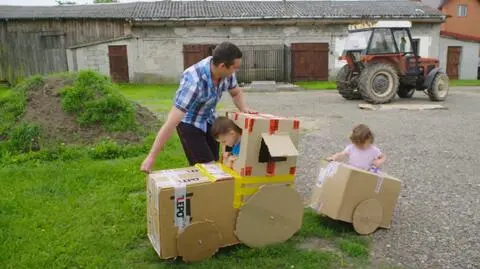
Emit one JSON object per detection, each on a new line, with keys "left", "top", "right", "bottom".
{"left": 397, "top": 86, "right": 415, "bottom": 98}
{"left": 358, "top": 63, "right": 399, "bottom": 104}
{"left": 428, "top": 72, "right": 449, "bottom": 101}
{"left": 336, "top": 64, "right": 362, "bottom": 100}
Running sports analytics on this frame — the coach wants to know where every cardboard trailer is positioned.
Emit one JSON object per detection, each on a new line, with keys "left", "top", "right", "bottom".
{"left": 309, "top": 160, "right": 402, "bottom": 235}
{"left": 146, "top": 112, "right": 304, "bottom": 262}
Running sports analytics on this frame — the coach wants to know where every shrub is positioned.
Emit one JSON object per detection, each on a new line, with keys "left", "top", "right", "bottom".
{"left": 0, "top": 76, "right": 44, "bottom": 137}
{"left": 7, "top": 123, "right": 41, "bottom": 153}
{"left": 60, "top": 70, "right": 138, "bottom": 132}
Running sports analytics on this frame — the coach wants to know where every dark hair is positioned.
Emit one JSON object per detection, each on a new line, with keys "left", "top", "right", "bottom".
{"left": 349, "top": 124, "right": 374, "bottom": 145}
{"left": 212, "top": 42, "right": 242, "bottom": 68}
{"left": 211, "top": 116, "right": 242, "bottom": 139}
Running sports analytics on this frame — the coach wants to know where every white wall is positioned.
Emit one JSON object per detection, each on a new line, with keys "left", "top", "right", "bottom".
{"left": 438, "top": 37, "right": 480, "bottom": 80}
{"left": 67, "top": 38, "right": 138, "bottom": 82}
{"left": 67, "top": 22, "right": 442, "bottom": 83}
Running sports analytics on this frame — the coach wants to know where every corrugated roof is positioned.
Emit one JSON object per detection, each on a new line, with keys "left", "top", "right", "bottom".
{"left": 0, "top": 1, "right": 446, "bottom": 21}
{"left": 0, "top": 3, "right": 137, "bottom": 19}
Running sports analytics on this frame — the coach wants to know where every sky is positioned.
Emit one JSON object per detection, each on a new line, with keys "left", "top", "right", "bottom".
{"left": 0, "top": 0, "right": 402, "bottom": 7}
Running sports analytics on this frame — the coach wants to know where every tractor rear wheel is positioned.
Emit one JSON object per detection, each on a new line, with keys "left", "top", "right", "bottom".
{"left": 397, "top": 86, "right": 415, "bottom": 98}
{"left": 358, "top": 63, "right": 399, "bottom": 104}
{"left": 336, "top": 64, "right": 362, "bottom": 100}
{"left": 428, "top": 72, "right": 449, "bottom": 101}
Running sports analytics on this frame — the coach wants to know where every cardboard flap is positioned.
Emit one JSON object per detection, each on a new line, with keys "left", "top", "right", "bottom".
{"left": 261, "top": 133, "right": 299, "bottom": 157}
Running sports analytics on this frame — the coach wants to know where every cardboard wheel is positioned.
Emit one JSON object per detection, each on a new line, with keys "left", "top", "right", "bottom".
{"left": 177, "top": 221, "right": 222, "bottom": 262}
{"left": 352, "top": 198, "right": 383, "bottom": 235}
{"left": 235, "top": 185, "right": 303, "bottom": 248}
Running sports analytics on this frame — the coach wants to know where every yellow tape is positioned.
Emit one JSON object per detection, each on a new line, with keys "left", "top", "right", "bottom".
{"left": 195, "top": 162, "right": 297, "bottom": 208}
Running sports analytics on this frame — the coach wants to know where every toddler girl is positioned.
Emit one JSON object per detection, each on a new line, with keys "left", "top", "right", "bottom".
{"left": 327, "top": 124, "right": 386, "bottom": 171}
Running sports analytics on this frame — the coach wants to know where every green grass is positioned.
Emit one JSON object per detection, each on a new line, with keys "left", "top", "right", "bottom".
{"left": 117, "top": 83, "right": 178, "bottom": 113}
{"left": 450, "top": 80, "right": 480, "bottom": 87}
{"left": 294, "top": 81, "right": 337, "bottom": 90}
{"left": 0, "top": 82, "right": 375, "bottom": 269}
{"left": 294, "top": 79, "right": 480, "bottom": 90}
{"left": 0, "top": 84, "right": 10, "bottom": 99}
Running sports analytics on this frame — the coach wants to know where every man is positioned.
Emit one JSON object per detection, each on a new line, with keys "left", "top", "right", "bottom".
{"left": 140, "top": 42, "right": 253, "bottom": 173}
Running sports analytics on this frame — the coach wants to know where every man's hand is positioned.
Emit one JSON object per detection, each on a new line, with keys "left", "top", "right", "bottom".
{"left": 140, "top": 155, "right": 155, "bottom": 174}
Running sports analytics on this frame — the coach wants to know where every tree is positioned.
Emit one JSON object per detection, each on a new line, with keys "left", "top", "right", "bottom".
{"left": 93, "top": 0, "right": 118, "bottom": 3}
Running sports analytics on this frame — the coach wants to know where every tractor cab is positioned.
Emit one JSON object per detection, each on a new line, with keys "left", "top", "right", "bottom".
{"left": 342, "top": 20, "right": 419, "bottom": 74}
{"left": 336, "top": 20, "right": 449, "bottom": 104}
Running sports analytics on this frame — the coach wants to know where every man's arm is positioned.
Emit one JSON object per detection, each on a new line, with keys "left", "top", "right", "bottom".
{"left": 227, "top": 73, "right": 253, "bottom": 113}
{"left": 140, "top": 107, "right": 185, "bottom": 173}
{"left": 229, "top": 86, "right": 250, "bottom": 113}
{"left": 140, "top": 73, "right": 197, "bottom": 173}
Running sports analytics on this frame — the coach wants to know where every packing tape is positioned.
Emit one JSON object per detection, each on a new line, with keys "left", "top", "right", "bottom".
{"left": 161, "top": 170, "right": 189, "bottom": 230}
{"left": 375, "top": 176, "right": 383, "bottom": 193}
{"left": 317, "top": 162, "right": 340, "bottom": 184}
{"left": 369, "top": 167, "right": 383, "bottom": 193}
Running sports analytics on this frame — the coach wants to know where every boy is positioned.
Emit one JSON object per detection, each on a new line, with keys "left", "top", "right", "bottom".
{"left": 211, "top": 116, "right": 242, "bottom": 167}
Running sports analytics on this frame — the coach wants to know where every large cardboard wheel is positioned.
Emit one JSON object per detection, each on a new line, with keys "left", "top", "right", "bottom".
{"left": 177, "top": 221, "right": 222, "bottom": 262}
{"left": 352, "top": 198, "right": 383, "bottom": 235}
{"left": 235, "top": 185, "right": 303, "bottom": 247}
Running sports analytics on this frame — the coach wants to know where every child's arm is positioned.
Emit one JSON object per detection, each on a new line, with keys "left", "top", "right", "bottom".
{"left": 327, "top": 150, "right": 348, "bottom": 162}
{"left": 372, "top": 153, "right": 386, "bottom": 167}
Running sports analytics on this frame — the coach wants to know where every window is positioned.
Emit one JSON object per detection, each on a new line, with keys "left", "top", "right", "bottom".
{"left": 40, "top": 35, "right": 61, "bottom": 49}
{"left": 457, "top": 5, "right": 468, "bottom": 17}
{"left": 393, "top": 29, "right": 413, "bottom": 53}
{"left": 344, "top": 30, "right": 372, "bottom": 51}
{"left": 368, "top": 29, "right": 397, "bottom": 54}
{"left": 412, "top": 39, "right": 420, "bottom": 55}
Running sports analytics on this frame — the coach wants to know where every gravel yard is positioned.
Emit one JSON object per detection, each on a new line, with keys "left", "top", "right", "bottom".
{"left": 220, "top": 87, "right": 480, "bottom": 269}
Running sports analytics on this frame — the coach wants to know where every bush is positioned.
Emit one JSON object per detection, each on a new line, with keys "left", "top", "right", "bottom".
{"left": 0, "top": 76, "right": 44, "bottom": 137}
{"left": 60, "top": 70, "right": 138, "bottom": 132}
{"left": 7, "top": 123, "right": 41, "bottom": 153}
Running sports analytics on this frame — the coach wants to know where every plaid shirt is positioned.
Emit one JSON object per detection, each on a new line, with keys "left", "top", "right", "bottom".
{"left": 174, "top": 56, "right": 239, "bottom": 133}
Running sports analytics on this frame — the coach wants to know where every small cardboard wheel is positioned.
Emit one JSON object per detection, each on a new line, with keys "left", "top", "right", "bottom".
{"left": 177, "top": 221, "right": 222, "bottom": 262}
{"left": 352, "top": 198, "right": 383, "bottom": 235}
{"left": 235, "top": 184, "right": 303, "bottom": 248}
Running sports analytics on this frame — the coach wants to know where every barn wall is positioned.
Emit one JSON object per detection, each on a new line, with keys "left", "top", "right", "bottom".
{"left": 0, "top": 19, "right": 130, "bottom": 84}
{"left": 0, "top": 21, "right": 7, "bottom": 82}
{"left": 127, "top": 22, "right": 440, "bottom": 83}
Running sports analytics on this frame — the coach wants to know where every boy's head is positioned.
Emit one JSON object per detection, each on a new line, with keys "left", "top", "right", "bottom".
{"left": 349, "top": 124, "right": 374, "bottom": 149}
{"left": 211, "top": 116, "right": 242, "bottom": 147}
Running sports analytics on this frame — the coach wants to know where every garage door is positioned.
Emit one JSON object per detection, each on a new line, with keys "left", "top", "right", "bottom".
{"left": 183, "top": 44, "right": 217, "bottom": 69}
{"left": 291, "top": 43, "right": 329, "bottom": 81}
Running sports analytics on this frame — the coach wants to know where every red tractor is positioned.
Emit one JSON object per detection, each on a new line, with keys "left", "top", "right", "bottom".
{"left": 337, "top": 20, "right": 449, "bottom": 104}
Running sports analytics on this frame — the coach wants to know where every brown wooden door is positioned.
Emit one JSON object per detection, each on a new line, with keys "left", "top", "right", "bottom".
{"left": 108, "top": 45, "right": 129, "bottom": 83}
{"left": 446, "top": 46, "right": 461, "bottom": 80}
{"left": 291, "top": 43, "right": 329, "bottom": 81}
{"left": 183, "top": 44, "right": 217, "bottom": 69}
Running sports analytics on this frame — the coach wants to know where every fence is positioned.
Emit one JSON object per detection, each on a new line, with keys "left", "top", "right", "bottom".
{"left": 236, "top": 45, "right": 288, "bottom": 83}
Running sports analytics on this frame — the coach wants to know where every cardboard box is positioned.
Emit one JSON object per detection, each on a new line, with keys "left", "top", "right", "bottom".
{"left": 309, "top": 161, "right": 402, "bottom": 234}
{"left": 146, "top": 166, "right": 239, "bottom": 261}
{"left": 224, "top": 112, "right": 300, "bottom": 177}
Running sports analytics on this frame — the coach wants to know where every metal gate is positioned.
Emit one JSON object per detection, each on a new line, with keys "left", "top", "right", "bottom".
{"left": 236, "top": 45, "right": 287, "bottom": 83}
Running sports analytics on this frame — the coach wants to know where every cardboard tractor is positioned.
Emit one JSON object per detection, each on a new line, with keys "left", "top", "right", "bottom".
{"left": 146, "top": 112, "right": 304, "bottom": 262}
{"left": 309, "top": 160, "right": 402, "bottom": 235}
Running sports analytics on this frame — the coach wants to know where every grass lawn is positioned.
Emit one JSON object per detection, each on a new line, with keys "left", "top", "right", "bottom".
{"left": 295, "top": 81, "right": 337, "bottom": 90}
{"left": 0, "top": 84, "right": 10, "bottom": 99}
{"left": 450, "top": 80, "right": 480, "bottom": 87}
{"left": 1, "top": 83, "right": 374, "bottom": 269}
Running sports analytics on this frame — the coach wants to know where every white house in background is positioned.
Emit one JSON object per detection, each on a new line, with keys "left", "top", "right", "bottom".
{"left": 421, "top": 0, "right": 480, "bottom": 79}
{"left": 1, "top": 1, "right": 447, "bottom": 84}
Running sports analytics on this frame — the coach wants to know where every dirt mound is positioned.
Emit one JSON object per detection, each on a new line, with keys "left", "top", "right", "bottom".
{"left": 23, "top": 77, "right": 159, "bottom": 145}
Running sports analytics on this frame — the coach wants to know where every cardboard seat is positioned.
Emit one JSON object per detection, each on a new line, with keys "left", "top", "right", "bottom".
{"left": 309, "top": 161, "right": 402, "bottom": 234}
